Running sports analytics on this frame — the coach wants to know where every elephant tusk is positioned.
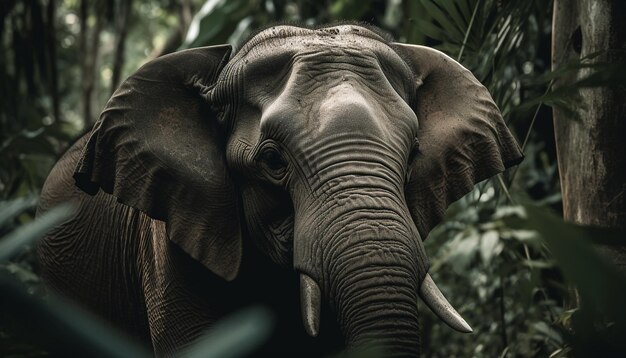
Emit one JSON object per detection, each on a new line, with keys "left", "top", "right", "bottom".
{"left": 418, "top": 273, "right": 473, "bottom": 333}
{"left": 300, "top": 273, "right": 321, "bottom": 337}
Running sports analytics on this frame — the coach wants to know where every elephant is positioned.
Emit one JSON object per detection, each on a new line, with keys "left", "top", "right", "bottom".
{"left": 37, "top": 23, "right": 523, "bottom": 356}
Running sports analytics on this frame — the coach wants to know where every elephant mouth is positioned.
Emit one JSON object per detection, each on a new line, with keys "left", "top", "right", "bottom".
{"left": 298, "top": 271, "right": 472, "bottom": 338}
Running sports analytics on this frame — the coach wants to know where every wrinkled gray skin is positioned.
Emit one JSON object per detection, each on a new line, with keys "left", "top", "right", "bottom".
{"left": 38, "top": 24, "right": 522, "bottom": 356}
{"left": 230, "top": 26, "right": 425, "bottom": 353}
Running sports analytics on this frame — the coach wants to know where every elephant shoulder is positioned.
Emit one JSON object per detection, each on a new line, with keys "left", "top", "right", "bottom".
{"left": 39, "top": 134, "right": 90, "bottom": 215}
{"left": 38, "top": 133, "right": 156, "bottom": 278}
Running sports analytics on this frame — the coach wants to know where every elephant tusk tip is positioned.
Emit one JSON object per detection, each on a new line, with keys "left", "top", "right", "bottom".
{"left": 442, "top": 308, "right": 472, "bottom": 334}
{"left": 300, "top": 273, "right": 321, "bottom": 338}
{"left": 304, "top": 321, "right": 319, "bottom": 337}
{"left": 418, "top": 273, "right": 474, "bottom": 334}
{"left": 457, "top": 318, "right": 473, "bottom": 334}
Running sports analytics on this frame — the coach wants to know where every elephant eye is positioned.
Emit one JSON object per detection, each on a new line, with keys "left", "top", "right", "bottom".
{"left": 259, "top": 146, "right": 288, "bottom": 173}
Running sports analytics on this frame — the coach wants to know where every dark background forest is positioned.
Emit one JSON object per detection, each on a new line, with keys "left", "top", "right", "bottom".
{"left": 1, "top": 0, "right": 625, "bottom": 357}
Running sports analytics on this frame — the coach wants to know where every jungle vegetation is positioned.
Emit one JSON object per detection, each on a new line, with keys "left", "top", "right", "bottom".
{"left": 1, "top": 0, "right": 625, "bottom": 356}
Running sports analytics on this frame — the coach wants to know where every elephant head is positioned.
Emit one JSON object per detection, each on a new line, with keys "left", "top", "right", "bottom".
{"left": 73, "top": 24, "right": 523, "bottom": 355}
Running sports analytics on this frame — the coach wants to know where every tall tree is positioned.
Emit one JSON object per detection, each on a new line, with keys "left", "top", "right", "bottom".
{"left": 46, "top": 0, "right": 59, "bottom": 122}
{"left": 552, "top": 0, "right": 626, "bottom": 269}
{"left": 110, "top": 0, "right": 132, "bottom": 93}
{"left": 80, "top": 0, "right": 104, "bottom": 126}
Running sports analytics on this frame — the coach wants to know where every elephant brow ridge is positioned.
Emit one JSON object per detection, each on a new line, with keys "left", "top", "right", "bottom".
{"left": 234, "top": 23, "right": 393, "bottom": 60}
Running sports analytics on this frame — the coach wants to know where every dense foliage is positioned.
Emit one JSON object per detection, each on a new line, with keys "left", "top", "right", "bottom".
{"left": 1, "top": 1, "right": 625, "bottom": 356}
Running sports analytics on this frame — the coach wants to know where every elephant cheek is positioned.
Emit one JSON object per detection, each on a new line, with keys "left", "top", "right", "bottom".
{"left": 240, "top": 186, "right": 294, "bottom": 268}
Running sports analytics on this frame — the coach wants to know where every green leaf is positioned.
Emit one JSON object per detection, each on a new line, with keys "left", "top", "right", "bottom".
{"left": 0, "top": 196, "right": 37, "bottom": 227}
{"left": 438, "top": 0, "right": 467, "bottom": 29}
{"left": 549, "top": 347, "right": 573, "bottom": 358}
{"left": 457, "top": 0, "right": 473, "bottom": 20}
{"left": 479, "top": 230, "right": 500, "bottom": 264}
{"left": 329, "top": 0, "right": 371, "bottom": 21}
{"left": 182, "top": 0, "right": 257, "bottom": 48}
{"left": 492, "top": 205, "right": 527, "bottom": 220}
{"left": 445, "top": 230, "right": 480, "bottom": 272}
{"left": 1, "top": 262, "right": 39, "bottom": 283}
{"left": 0, "top": 275, "right": 151, "bottom": 358}
{"left": 415, "top": 19, "right": 446, "bottom": 41}
{"left": 532, "top": 321, "right": 563, "bottom": 345}
{"left": 522, "top": 259, "right": 556, "bottom": 269}
{"left": 0, "top": 203, "right": 75, "bottom": 262}
{"left": 420, "top": 0, "right": 464, "bottom": 41}
{"left": 180, "top": 306, "right": 273, "bottom": 358}
{"left": 508, "top": 205, "right": 626, "bottom": 353}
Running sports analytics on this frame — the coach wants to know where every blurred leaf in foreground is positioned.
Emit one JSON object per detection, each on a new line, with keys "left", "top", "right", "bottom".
{"left": 0, "top": 198, "right": 274, "bottom": 357}
{"left": 508, "top": 204, "right": 626, "bottom": 356}
{"left": 0, "top": 202, "right": 76, "bottom": 262}
{"left": 0, "top": 200, "right": 150, "bottom": 357}
{"left": 180, "top": 306, "right": 274, "bottom": 358}
{"left": 0, "top": 275, "right": 151, "bottom": 358}
{"left": 0, "top": 196, "right": 38, "bottom": 229}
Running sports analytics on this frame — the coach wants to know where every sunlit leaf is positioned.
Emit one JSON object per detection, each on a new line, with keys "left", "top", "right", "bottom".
{"left": 480, "top": 230, "right": 499, "bottom": 264}
{"left": 182, "top": 0, "right": 257, "bottom": 48}
{"left": 549, "top": 346, "right": 573, "bottom": 358}
{"left": 522, "top": 259, "right": 556, "bottom": 269}
{"left": 532, "top": 321, "right": 563, "bottom": 345}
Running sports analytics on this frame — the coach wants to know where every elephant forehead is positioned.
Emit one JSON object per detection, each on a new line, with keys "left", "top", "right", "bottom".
{"left": 231, "top": 25, "right": 412, "bottom": 80}
{"left": 226, "top": 27, "right": 414, "bottom": 114}
{"left": 236, "top": 24, "right": 390, "bottom": 58}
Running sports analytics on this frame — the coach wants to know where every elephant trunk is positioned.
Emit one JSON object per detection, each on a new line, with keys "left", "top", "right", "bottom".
{"left": 294, "top": 176, "right": 471, "bottom": 354}
{"left": 294, "top": 187, "right": 427, "bottom": 356}
{"left": 329, "top": 232, "right": 421, "bottom": 356}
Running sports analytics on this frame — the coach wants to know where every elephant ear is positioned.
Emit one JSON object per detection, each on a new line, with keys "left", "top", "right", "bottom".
{"left": 73, "top": 45, "right": 242, "bottom": 281}
{"left": 393, "top": 44, "right": 523, "bottom": 238}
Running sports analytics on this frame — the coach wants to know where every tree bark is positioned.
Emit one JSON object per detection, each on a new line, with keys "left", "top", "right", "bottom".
{"left": 46, "top": 0, "right": 60, "bottom": 122}
{"left": 79, "top": 0, "right": 89, "bottom": 125}
{"left": 110, "top": 0, "right": 132, "bottom": 93}
{"left": 552, "top": 0, "right": 626, "bottom": 270}
{"left": 80, "top": 0, "right": 103, "bottom": 126}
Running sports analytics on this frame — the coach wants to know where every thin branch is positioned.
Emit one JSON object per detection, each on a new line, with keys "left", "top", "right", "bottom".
{"left": 79, "top": 0, "right": 89, "bottom": 126}
{"left": 496, "top": 173, "right": 514, "bottom": 204}
{"left": 506, "top": 79, "right": 555, "bottom": 188}
{"left": 457, "top": 0, "right": 481, "bottom": 62}
{"left": 521, "top": 80, "right": 554, "bottom": 152}
{"left": 499, "top": 274, "right": 508, "bottom": 351}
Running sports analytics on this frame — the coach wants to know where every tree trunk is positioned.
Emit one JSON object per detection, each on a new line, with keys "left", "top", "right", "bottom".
{"left": 79, "top": 0, "right": 89, "bottom": 125}
{"left": 80, "top": 0, "right": 103, "bottom": 126}
{"left": 46, "top": 0, "right": 60, "bottom": 122}
{"left": 110, "top": 0, "right": 132, "bottom": 93}
{"left": 552, "top": 0, "right": 626, "bottom": 270}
